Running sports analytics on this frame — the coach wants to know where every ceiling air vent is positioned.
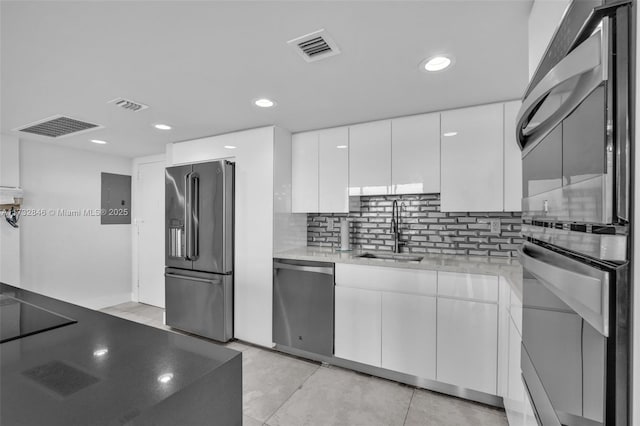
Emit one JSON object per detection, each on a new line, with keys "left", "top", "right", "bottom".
{"left": 15, "top": 115, "right": 102, "bottom": 138}
{"left": 108, "top": 97, "right": 149, "bottom": 112}
{"left": 287, "top": 29, "right": 341, "bottom": 63}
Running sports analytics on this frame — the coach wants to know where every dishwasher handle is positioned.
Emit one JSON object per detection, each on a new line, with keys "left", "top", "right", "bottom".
{"left": 273, "top": 262, "right": 334, "bottom": 276}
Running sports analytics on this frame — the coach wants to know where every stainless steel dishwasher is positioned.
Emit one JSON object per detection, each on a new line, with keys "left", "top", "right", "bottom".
{"left": 273, "top": 259, "right": 334, "bottom": 356}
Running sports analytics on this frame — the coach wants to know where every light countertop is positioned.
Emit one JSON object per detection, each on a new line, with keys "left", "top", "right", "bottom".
{"left": 275, "top": 246, "right": 522, "bottom": 286}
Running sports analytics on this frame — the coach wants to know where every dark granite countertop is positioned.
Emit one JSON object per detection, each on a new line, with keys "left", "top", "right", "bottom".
{"left": 0, "top": 283, "right": 242, "bottom": 426}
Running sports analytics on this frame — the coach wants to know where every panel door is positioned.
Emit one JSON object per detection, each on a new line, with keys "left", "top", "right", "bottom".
{"left": 436, "top": 298, "right": 498, "bottom": 394}
{"left": 392, "top": 113, "right": 440, "bottom": 194}
{"left": 349, "top": 120, "right": 392, "bottom": 196}
{"left": 381, "top": 292, "right": 436, "bottom": 379}
{"left": 318, "top": 127, "right": 349, "bottom": 212}
{"left": 334, "top": 286, "right": 381, "bottom": 366}
{"left": 441, "top": 103, "right": 504, "bottom": 212}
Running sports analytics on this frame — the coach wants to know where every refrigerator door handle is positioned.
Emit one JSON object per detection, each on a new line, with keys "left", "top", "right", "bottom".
{"left": 184, "top": 172, "right": 192, "bottom": 260}
{"left": 184, "top": 172, "right": 200, "bottom": 261}
{"left": 189, "top": 173, "right": 199, "bottom": 260}
{"left": 165, "top": 272, "right": 219, "bottom": 284}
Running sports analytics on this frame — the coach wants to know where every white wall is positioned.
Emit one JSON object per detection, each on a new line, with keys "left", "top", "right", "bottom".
{"left": 0, "top": 133, "right": 21, "bottom": 286}
{"left": 528, "top": 0, "right": 571, "bottom": 78}
{"left": 20, "top": 139, "right": 133, "bottom": 309}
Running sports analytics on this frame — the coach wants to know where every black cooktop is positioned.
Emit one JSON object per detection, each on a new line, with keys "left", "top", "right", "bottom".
{"left": 0, "top": 295, "right": 76, "bottom": 343}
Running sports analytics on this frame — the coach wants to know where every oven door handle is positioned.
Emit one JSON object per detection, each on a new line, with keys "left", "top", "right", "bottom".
{"left": 518, "top": 242, "right": 609, "bottom": 336}
{"left": 516, "top": 27, "right": 606, "bottom": 156}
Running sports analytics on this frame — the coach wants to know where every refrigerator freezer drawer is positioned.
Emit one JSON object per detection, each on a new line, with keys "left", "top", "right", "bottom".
{"left": 165, "top": 269, "right": 233, "bottom": 342}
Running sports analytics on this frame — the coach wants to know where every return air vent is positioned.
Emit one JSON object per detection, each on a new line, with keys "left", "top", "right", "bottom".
{"left": 15, "top": 115, "right": 102, "bottom": 138}
{"left": 108, "top": 97, "right": 149, "bottom": 112}
{"left": 287, "top": 29, "right": 341, "bottom": 63}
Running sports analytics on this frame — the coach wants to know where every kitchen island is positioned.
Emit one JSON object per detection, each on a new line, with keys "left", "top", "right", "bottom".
{"left": 0, "top": 283, "right": 241, "bottom": 426}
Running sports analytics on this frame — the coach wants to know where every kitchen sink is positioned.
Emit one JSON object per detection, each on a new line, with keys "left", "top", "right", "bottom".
{"left": 356, "top": 252, "right": 424, "bottom": 262}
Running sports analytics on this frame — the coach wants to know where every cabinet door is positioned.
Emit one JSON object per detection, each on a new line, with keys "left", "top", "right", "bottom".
{"left": 504, "top": 315, "right": 526, "bottom": 426}
{"left": 437, "top": 298, "right": 498, "bottom": 394}
{"left": 292, "top": 132, "right": 318, "bottom": 212}
{"left": 504, "top": 101, "right": 523, "bottom": 212}
{"left": 381, "top": 292, "right": 436, "bottom": 379}
{"left": 334, "top": 286, "right": 381, "bottom": 366}
{"left": 392, "top": 113, "right": 440, "bottom": 194}
{"left": 349, "top": 120, "right": 392, "bottom": 196}
{"left": 440, "top": 103, "right": 504, "bottom": 212}
{"left": 319, "top": 127, "right": 350, "bottom": 212}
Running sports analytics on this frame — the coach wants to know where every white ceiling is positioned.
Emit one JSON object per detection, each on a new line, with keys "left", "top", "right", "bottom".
{"left": 1, "top": 0, "right": 532, "bottom": 158}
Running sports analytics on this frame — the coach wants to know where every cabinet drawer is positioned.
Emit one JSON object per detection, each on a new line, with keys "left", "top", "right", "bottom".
{"left": 335, "top": 264, "right": 437, "bottom": 296}
{"left": 437, "top": 271, "right": 499, "bottom": 302}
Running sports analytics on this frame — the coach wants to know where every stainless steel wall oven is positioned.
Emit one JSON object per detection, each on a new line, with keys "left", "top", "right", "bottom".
{"left": 516, "top": 0, "right": 633, "bottom": 424}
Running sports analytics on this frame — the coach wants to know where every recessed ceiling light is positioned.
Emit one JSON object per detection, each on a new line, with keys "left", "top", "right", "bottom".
{"left": 254, "top": 98, "right": 276, "bottom": 108}
{"left": 158, "top": 373, "right": 174, "bottom": 383}
{"left": 154, "top": 124, "right": 172, "bottom": 130}
{"left": 93, "top": 348, "right": 109, "bottom": 357}
{"left": 420, "top": 55, "right": 454, "bottom": 72}
{"left": 224, "top": 145, "right": 237, "bottom": 150}
{"left": 443, "top": 132, "right": 458, "bottom": 137}
{"left": 336, "top": 145, "right": 348, "bottom": 149}
{"left": 90, "top": 139, "right": 108, "bottom": 145}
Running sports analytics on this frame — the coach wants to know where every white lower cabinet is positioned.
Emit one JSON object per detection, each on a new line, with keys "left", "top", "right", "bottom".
{"left": 335, "top": 266, "right": 512, "bottom": 401}
{"left": 334, "top": 286, "right": 382, "bottom": 367}
{"left": 381, "top": 292, "right": 436, "bottom": 379}
{"left": 505, "top": 316, "right": 525, "bottom": 426}
{"left": 436, "top": 298, "right": 498, "bottom": 395}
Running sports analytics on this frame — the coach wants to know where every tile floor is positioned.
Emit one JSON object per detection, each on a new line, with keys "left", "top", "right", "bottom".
{"left": 101, "top": 302, "right": 509, "bottom": 426}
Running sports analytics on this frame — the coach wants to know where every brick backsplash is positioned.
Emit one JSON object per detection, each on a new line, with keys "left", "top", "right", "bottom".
{"left": 307, "top": 194, "right": 524, "bottom": 257}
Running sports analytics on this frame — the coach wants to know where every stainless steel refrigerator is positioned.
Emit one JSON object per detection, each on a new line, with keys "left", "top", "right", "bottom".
{"left": 165, "top": 160, "right": 234, "bottom": 342}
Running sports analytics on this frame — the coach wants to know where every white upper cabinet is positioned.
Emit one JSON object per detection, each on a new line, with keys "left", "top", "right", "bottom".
{"left": 293, "top": 100, "right": 520, "bottom": 211}
{"left": 319, "top": 127, "right": 350, "bottom": 213}
{"left": 349, "top": 120, "right": 392, "bottom": 196}
{"left": 504, "top": 101, "right": 523, "bottom": 212}
{"left": 292, "top": 132, "right": 318, "bottom": 213}
{"left": 292, "top": 127, "right": 352, "bottom": 213}
{"left": 391, "top": 113, "right": 440, "bottom": 194}
{"left": 441, "top": 103, "right": 504, "bottom": 212}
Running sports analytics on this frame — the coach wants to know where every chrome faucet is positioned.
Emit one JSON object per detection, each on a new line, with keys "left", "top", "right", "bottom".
{"left": 390, "top": 200, "right": 404, "bottom": 253}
